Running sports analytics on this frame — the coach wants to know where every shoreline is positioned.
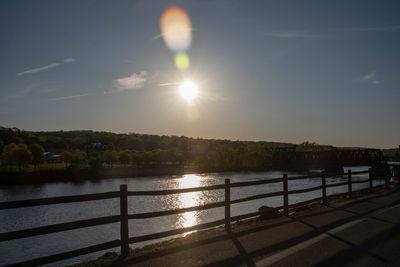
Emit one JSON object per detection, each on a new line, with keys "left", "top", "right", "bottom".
{"left": 0, "top": 165, "right": 275, "bottom": 185}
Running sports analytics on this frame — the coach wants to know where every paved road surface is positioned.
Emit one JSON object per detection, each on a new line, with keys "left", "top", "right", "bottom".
{"left": 106, "top": 187, "right": 400, "bottom": 267}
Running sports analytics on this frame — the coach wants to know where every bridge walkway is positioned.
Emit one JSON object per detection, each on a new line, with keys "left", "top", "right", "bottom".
{"left": 82, "top": 186, "right": 400, "bottom": 267}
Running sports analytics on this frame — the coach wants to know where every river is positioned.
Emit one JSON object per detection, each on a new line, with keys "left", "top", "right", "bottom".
{"left": 0, "top": 166, "right": 383, "bottom": 266}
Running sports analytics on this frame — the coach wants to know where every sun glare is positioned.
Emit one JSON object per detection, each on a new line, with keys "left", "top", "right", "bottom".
{"left": 179, "top": 80, "right": 198, "bottom": 101}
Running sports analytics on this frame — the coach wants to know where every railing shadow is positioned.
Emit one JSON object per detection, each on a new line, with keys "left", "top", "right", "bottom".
{"left": 291, "top": 216, "right": 391, "bottom": 264}
{"left": 314, "top": 224, "right": 400, "bottom": 266}
{"left": 109, "top": 230, "right": 257, "bottom": 267}
{"left": 108, "top": 188, "right": 400, "bottom": 267}
{"left": 227, "top": 231, "right": 256, "bottom": 267}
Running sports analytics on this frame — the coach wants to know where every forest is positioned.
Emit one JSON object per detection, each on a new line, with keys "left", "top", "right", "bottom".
{"left": 1, "top": 126, "right": 392, "bottom": 184}
{"left": 2, "top": 125, "right": 380, "bottom": 176}
{"left": 0, "top": 126, "right": 295, "bottom": 172}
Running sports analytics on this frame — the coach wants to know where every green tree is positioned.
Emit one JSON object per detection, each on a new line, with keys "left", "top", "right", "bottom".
{"left": 61, "top": 150, "right": 73, "bottom": 165}
{"left": 14, "top": 144, "right": 33, "bottom": 169}
{"left": 29, "top": 143, "right": 45, "bottom": 167}
{"left": 119, "top": 150, "right": 131, "bottom": 166}
{"left": 62, "top": 149, "right": 87, "bottom": 167}
{"left": 103, "top": 150, "right": 119, "bottom": 166}
{"left": 89, "top": 151, "right": 102, "bottom": 169}
{"left": 89, "top": 156, "right": 102, "bottom": 170}
{"left": 0, "top": 139, "right": 4, "bottom": 153}
{"left": 1, "top": 143, "right": 18, "bottom": 167}
{"left": 70, "top": 150, "right": 87, "bottom": 166}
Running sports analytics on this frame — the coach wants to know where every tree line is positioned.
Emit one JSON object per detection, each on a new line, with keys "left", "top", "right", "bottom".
{"left": 0, "top": 143, "right": 273, "bottom": 172}
{"left": 1, "top": 143, "right": 45, "bottom": 169}
{"left": 0, "top": 126, "right": 335, "bottom": 172}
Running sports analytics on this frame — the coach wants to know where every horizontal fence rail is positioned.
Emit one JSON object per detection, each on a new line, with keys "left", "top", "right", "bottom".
{"left": 325, "top": 181, "right": 349, "bottom": 188}
{"left": 288, "top": 185, "right": 323, "bottom": 195}
{"left": 0, "top": 191, "right": 120, "bottom": 210}
{"left": 351, "top": 179, "right": 370, "bottom": 184}
{"left": 230, "top": 191, "right": 284, "bottom": 204}
{"left": 127, "top": 201, "right": 226, "bottom": 219}
{"left": 229, "top": 177, "right": 284, "bottom": 187}
{"left": 287, "top": 173, "right": 323, "bottom": 181}
{"left": 0, "top": 215, "right": 121, "bottom": 242}
{"left": 127, "top": 184, "right": 225, "bottom": 196}
{"left": 348, "top": 170, "right": 369, "bottom": 175}
{"left": 0, "top": 167, "right": 395, "bottom": 266}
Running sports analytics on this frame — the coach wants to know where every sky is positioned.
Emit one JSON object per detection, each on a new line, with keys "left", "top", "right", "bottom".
{"left": 0, "top": 0, "right": 399, "bottom": 149}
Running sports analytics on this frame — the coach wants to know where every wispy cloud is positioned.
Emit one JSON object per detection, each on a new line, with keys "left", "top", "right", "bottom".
{"left": 338, "top": 25, "right": 400, "bottom": 32}
{"left": 16, "top": 63, "right": 60, "bottom": 76}
{"left": 4, "top": 83, "right": 40, "bottom": 100}
{"left": 159, "top": 82, "right": 180, "bottom": 87}
{"left": 4, "top": 93, "right": 27, "bottom": 100}
{"left": 39, "top": 87, "right": 58, "bottom": 94}
{"left": 259, "top": 25, "right": 400, "bottom": 40}
{"left": 16, "top": 58, "right": 76, "bottom": 76}
{"left": 115, "top": 71, "right": 147, "bottom": 89}
{"left": 63, "top": 58, "right": 76, "bottom": 63}
{"left": 258, "top": 30, "right": 324, "bottom": 39}
{"left": 354, "top": 71, "right": 380, "bottom": 84}
{"left": 105, "top": 71, "right": 148, "bottom": 94}
{"left": 361, "top": 72, "right": 376, "bottom": 81}
{"left": 49, "top": 93, "right": 88, "bottom": 101}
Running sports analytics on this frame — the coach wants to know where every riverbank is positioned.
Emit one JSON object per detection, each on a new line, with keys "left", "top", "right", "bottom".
{"left": 0, "top": 164, "right": 275, "bottom": 185}
{"left": 0, "top": 165, "right": 193, "bottom": 185}
{"left": 70, "top": 184, "right": 399, "bottom": 267}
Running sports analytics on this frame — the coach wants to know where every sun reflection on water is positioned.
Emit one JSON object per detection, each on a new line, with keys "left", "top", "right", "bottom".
{"left": 176, "top": 174, "right": 202, "bottom": 236}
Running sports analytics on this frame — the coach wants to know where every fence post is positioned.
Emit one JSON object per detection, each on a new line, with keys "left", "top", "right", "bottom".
{"left": 225, "top": 179, "right": 231, "bottom": 233}
{"left": 283, "top": 174, "right": 288, "bottom": 216}
{"left": 369, "top": 168, "right": 373, "bottom": 193}
{"left": 347, "top": 170, "right": 352, "bottom": 198}
{"left": 120, "top": 184, "right": 129, "bottom": 257}
{"left": 322, "top": 173, "right": 327, "bottom": 205}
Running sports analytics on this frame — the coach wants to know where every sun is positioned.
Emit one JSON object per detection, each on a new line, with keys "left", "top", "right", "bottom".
{"left": 179, "top": 80, "right": 198, "bottom": 101}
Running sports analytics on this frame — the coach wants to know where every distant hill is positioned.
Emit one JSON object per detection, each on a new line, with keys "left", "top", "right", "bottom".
{"left": 1, "top": 126, "right": 396, "bottom": 181}
{"left": 0, "top": 126, "right": 295, "bottom": 153}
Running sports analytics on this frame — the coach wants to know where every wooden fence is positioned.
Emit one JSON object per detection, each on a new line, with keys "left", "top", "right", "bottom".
{"left": 0, "top": 168, "right": 395, "bottom": 266}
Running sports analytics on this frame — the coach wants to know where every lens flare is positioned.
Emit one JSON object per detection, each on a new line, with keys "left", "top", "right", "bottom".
{"left": 174, "top": 52, "right": 190, "bottom": 70}
{"left": 160, "top": 6, "right": 192, "bottom": 52}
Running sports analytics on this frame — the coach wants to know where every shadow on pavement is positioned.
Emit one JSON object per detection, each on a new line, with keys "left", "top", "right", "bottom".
{"left": 108, "top": 188, "right": 400, "bottom": 267}
{"left": 314, "top": 224, "right": 400, "bottom": 266}
{"left": 293, "top": 216, "right": 392, "bottom": 264}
